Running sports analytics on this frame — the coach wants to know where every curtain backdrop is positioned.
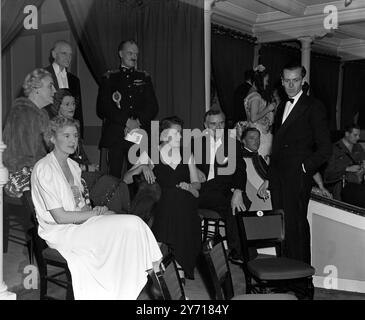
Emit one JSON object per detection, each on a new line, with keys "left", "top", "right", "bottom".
{"left": 61, "top": 0, "right": 137, "bottom": 85}
{"left": 211, "top": 27, "right": 255, "bottom": 125}
{"left": 310, "top": 53, "right": 341, "bottom": 130}
{"left": 341, "top": 60, "right": 365, "bottom": 128}
{"left": 136, "top": 0, "right": 205, "bottom": 129}
{"left": 61, "top": 0, "right": 204, "bottom": 129}
{"left": 259, "top": 42, "right": 301, "bottom": 90}
{"left": 1, "top": 0, "right": 45, "bottom": 52}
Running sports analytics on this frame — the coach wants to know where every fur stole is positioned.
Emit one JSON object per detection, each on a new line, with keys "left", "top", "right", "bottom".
{"left": 3, "top": 97, "right": 50, "bottom": 172}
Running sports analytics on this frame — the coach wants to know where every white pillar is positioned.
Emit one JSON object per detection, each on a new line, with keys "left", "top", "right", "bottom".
{"left": 253, "top": 43, "right": 261, "bottom": 68}
{"left": 299, "top": 36, "right": 313, "bottom": 85}
{"left": 204, "top": 0, "right": 216, "bottom": 112}
{"left": 336, "top": 62, "right": 344, "bottom": 129}
{"left": 0, "top": 4, "right": 16, "bottom": 300}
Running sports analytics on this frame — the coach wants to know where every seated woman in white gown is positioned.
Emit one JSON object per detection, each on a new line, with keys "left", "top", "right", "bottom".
{"left": 31, "top": 116, "right": 162, "bottom": 300}
{"left": 244, "top": 65, "right": 276, "bottom": 161}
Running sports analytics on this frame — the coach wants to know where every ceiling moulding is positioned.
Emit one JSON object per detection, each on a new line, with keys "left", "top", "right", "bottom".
{"left": 213, "top": 1, "right": 258, "bottom": 24}
{"left": 312, "top": 38, "right": 341, "bottom": 56}
{"left": 255, "top": 0, "right": 306, "bottom": 17}
{"left": 255, "top": 23, "right": 329, "bottom": 43}
{"left": 257, "top": 11, "right": 294, "bottom": 23}
{"left": 337, "top": 25, "right": 365, "bottom": 41}
{"left": 212, "top": 12, "right": 254, "bottom": 35}
{"left": 255, "top": 6, "right": 365, "bottom": 31}
{"left": 338, "top": 44, "right": 365, "bottom": 61}
{"left": 305, "top": 0, "right": 365, "bottom": 16}
{"left": 253, "top": 5, "right": 365, "bottom": 44}
{"left": 212, "top": 24, "right": 257, "bottom": 43}
{"left": 256, "top": 1, "right": 365, "bottom": 23}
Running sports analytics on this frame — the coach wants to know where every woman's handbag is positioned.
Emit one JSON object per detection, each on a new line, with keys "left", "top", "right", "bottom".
{"left": 89, "top": 175, "right": 130, "bottom": 214}
{"left": 4, "top": 167, "right": 32, "bottom": 198}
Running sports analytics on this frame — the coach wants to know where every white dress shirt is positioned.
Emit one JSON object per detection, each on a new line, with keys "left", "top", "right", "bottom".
{"left": 281, "top": 90, "right": 303, "bottom": 124}
{"left": 52, "top": 63, "right": 69, "bottom": 89}
{"left": 207, "top": 136, "right": 222, "bottom": 181}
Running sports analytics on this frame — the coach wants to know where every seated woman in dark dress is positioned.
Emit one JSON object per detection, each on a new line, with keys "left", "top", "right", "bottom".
{"left": 124, "top": 116, "right": 201, "bottom": 281}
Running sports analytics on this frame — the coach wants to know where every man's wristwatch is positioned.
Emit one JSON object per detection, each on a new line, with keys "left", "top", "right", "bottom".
{"left": 231, "top": 188, "right": 242, "bottom": 193}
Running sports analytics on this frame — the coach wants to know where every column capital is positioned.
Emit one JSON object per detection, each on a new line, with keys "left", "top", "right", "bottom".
{"left": 204, "top": 0, "right": 221, "bottom": 12}
{"left": 298, "top": 36, "right": 314, "bottom": 48}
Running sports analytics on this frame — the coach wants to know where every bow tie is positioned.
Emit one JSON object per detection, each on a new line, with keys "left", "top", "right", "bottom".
{"left": 287, "top": 98, "right": 295, "bottom": 104}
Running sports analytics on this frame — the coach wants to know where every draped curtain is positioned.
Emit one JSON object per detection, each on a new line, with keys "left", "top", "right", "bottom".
{"left": 341, "top": 60, "right": 365, "bottom": 128}
{"left": 310, "top": 53, "right": 341, "bottom": 130}
{"left": 259, "top": 43, "right": 301, "bottom": 90}
{"left": 61, "top": 0, "right": 204, "bottom": 129}
{"left": 211, "top": 27, "right": 255, "bottom": 125}
{"left": 136, "top": 0, "right": 205, "bottom": 129}
{"left": 1, "top": 0, "right": 45, "bottom": 52}
{"left": 61, "top": 0, "right": 137, "bottom": 85}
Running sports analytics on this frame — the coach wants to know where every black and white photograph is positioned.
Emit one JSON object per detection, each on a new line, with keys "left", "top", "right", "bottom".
{"left": 1, "top": 0, "right": 365, "bottom": 306}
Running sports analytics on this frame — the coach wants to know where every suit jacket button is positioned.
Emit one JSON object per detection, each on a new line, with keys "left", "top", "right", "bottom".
{"left": 284, "top": 144, "right": 288, "bottom": 147}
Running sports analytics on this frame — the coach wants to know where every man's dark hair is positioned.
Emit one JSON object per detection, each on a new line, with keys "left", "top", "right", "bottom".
{"left": 242, "top": 127, "right": 260, "bottom": 140}
{"left": 203, "top": 109, "right": 225, "bottom": 123}
{"left": 344, "top": 123, "right": 360, "bottom": 134}
{"left": 118, "top": 39, "right": 137, "bottom": 53}
{"left": 244, "top": 69, "right": 254, "bottom": 82}
{"left": 281, "top": 62, "right": 306, "bottom": 79}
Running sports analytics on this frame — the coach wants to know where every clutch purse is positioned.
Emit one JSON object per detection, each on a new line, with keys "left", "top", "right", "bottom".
{"left": 4, "top": 167, "right": 32, "bottom": 198}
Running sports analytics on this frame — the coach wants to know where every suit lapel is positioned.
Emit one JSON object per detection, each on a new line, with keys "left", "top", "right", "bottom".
{"left": 47, "top": 65, "right": 59, "bottom": 90}
{"left": 277, "top": 94, "right": 309, "bottom": 135}
{"left": 274, "top": 102, "right": 285, "bottom": 134}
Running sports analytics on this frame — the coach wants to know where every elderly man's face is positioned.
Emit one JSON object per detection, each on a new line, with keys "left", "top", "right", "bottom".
{"left": 205, "top": 113, "right": 225, "bottom": 139}
{"left": 243, "top": 130, "right": 260, "bottom": 152}
{"left": 119, "top": 42, "right": 138, "bottom": 69}
{"left": 52, "top": 43, "right": 72, "bottom": 70}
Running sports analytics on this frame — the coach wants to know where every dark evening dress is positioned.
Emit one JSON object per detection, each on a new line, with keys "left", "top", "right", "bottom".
{"left": 151, "top": 153, "right": 201, "bottom": 279}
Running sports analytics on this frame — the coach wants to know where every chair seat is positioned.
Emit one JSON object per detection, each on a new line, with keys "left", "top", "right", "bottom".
{"left": 247, "top": 257, "right": 315, "bottom": 280}
{"left": 232, "top": 293, "right": 297, "bottom": 300}
{"left": 198, "top": 209, "right": 222, "bottom": 220}
{"left": 43, "top": 247, "right": 67, "bottom": 264}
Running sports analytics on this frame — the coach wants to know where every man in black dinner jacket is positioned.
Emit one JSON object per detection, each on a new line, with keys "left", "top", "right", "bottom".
{"left": 44, "top": 40, "right": 83, "bottom": 137}
{"left": 259, "top": 63, "right": 332, "bottom": 264}
{"left": 197, "top": 109, "right": 251, "bottom": 264}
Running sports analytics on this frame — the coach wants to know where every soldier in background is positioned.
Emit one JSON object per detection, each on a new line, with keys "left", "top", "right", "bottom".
{"left": 97, "top": 40, "right": 159, "bottom": 178}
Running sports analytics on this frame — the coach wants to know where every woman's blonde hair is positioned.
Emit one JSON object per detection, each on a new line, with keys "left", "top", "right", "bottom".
{"left": 44, "top": 115, "right": 80, "bottom": 149}
{"left": 23, "top": 68, "right": 52, "bottom": 97}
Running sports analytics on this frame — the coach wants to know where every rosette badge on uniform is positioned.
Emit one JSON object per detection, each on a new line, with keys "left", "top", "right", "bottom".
{"left": 112, "top": 91, "right": 122, "bottom": 109}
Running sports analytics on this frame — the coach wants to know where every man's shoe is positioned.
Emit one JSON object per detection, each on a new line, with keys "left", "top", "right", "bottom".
{"left": 228, "top": 250, "right": 244, "bottom": 265}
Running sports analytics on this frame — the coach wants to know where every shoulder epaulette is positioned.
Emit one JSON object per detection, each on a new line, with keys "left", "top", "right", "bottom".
{"left": 102, "top": 69, "right": 120, "bottom": 79}
{"left": 136, "top": 69, "right": 150, "bottom": 77}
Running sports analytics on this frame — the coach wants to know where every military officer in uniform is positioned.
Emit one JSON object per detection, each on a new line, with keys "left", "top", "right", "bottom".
{"left": 97, "top": 40, "right": 159, "bottom": 178}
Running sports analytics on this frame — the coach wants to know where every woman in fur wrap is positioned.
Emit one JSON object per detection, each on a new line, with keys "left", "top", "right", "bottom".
{"left": 3, "top": 68, "right": 56, "bottom": 197}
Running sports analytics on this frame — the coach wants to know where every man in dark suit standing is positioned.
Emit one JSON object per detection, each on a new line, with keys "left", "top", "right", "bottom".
{"left": 44, "top": 40, "right": 83, "bottom": 137}
{"left": 232, "top": 69, "right": 254, "bottom": 123}
{"left": 259, "top": 63, "right": 332, "bottom": 264}
{"left": 97, "top": 40, "right": 159, "bottom": 178}
{"left": 197, "top": 109, "right": 251, "bottom": 263}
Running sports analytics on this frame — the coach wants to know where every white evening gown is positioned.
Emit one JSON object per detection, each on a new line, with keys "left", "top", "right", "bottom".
{"left": 244, "top": 91, "right": 273, "bottom": 161}
{"left": 31, "top": 152, "right": 162, "bottom": 300}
